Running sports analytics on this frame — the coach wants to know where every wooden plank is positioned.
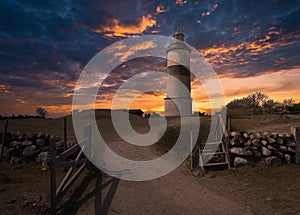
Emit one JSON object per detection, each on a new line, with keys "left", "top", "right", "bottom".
{"left": 200, "top": 152, "right": 227, "bottom": 156}
{"left": 56, "top": 158, "right": 88, "bottom": 168}
{"left": 57, "top": 163, "right": 87, "bottom": 200}
{"left": 56, "top": 143, "right": 80, "bottom": 162}
{"left": 203, "top": 162, "right": 228, "bottom": 167}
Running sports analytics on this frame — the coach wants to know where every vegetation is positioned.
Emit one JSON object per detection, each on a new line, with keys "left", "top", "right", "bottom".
{"left": 226, "top": 92, "right": 299, "bottom": 117}
{"left": 35, "top": 107, "right": 48, "bottom": 118}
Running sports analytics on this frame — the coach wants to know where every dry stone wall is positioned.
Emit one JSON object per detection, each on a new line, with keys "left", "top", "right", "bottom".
{"left": 0, "top": 132, "right": 73, "bottom": 169}
{"left": 229, "top": 131, "right": 296, "bottom": 167}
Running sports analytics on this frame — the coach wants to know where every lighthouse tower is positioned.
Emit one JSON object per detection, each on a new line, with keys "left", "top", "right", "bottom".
{"left": 164, "top": 31, "right": 192, "bottom": 117}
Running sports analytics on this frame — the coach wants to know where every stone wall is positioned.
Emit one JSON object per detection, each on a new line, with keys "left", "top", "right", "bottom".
{"left": 229, "top": 131, "right": 296, "bottom": 167}
{"left": 0, "top": 132, "right": 71, "bottom": 169}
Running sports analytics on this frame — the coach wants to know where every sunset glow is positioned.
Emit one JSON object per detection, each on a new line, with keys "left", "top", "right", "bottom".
{"left": 1, "top": 1, "right": 299, "bottom": 117}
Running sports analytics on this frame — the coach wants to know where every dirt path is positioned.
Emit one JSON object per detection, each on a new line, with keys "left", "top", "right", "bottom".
{"left": 76, "top": 139, "right": 253, "bottom": 215}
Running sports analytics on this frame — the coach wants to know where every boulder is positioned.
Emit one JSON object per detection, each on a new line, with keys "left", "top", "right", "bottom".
{"left": 270, "top": 132, "right": 278, "bottom": 139}
{"left": 286, "top": 140, "right": 296, "bottom": 147}
{"left": 261, "top": 140, "right": 268, "bottom": 146}
{"left": 234, "top": 157, "right": 249, "bottom": 167}
{"left": 37, "top": 132, "right": 45, "bottom": 139}
{"left": 288, "top": 147, "right": 296, "bottom": 153}
{"left": 36, "top": 152, "right": 50, "bottom": 164}
{"left": 23, "top": 145, "right": 40, "bottom": 157}
{"left": 267, "top": 145, "right": 276, "bottom": 151}
{"left": 243, "top": 132, "right": 249, "bottom": 139}
{"left": 252, "top": 150, "right": 262, "bottom": 159}
{"left": 10, "top": 156, "right": 23, "bottom": 165}
{"left": 255, "top": 132, "right": 262, "bottom": 139}
{"left": 25, "top": 132, "right": 37, "bottom": 141}
{"left": 36, "top": 139, "right": 46, "bottom": 147}
{"left": 276, "top": 138, "right": 284, "bottom": 145}
{"left": 246, "top": 139, "right": 252, "bottom": 146}
{"left": 262, "top": 147, "right": 272, "bottom": 156}
{"left": 230, "top": 147, "right": 252, "bottom": 156}
{"left": 268, "top": 138, "right": 276, "bottom": 145}
{"left": 284, "top": 154, "right": 291, "bottom": 163}
{"left": 251, "top": 139, "right": 260, "bottom": 147}
{"left": 21, "top": 140, "right": 33, "bottom": 146}
{"left": 279, "top": 146, "right": 287, "bottom": 152}
{"left": 265, "top": 156, "right": 282, "bottom": 167}
{"left": 249, "top": 133, "right": 255, "bottom": 140}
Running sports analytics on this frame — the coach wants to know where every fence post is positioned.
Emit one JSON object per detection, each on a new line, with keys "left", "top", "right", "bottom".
{"left": 50, "top": 138, "right": 57, "bottom": 215}
{"left": 291, "top": 126, "right": 300, "bottom": 164}
{"left": 63, "top": 117, "right": 67, "bottom": 151}
{"left": 84, "top": 124, "right": 92, "bottom": 159}
{"left": 0, "top": 119, "right": 8, "bottom": 162}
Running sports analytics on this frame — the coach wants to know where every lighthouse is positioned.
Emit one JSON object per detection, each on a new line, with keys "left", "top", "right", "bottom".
{"left": 164, "top": 31, "right": 192, "bottom": 117}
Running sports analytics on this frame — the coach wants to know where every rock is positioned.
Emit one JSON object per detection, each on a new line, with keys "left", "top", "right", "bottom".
{"left": 10, "top": 156, "right": 23, "bottom": 165}
{"left": 255, "top": 132, "right": 262, "bottom": 139}
{"left": 261, "top": 140, "right": 268, "bottom": 146}
{"left": 23, "top": 145, "right": 39, "bottom": 157}
{"left": 263, "top": 131, "right": 269, "bottom": 137}
{"left": 262, "top": 147, "right": 272, "bottom": 156}
{"left": 252, "top": 139, "right": 260, "bottom": 147}
{"left": 25, "top": 132, "right": 37, "bottom": 141}
{"left": 21, "top": 140, "right": 33, "bottom": 146}
{"left": 230, "top": 147, "right": 252, "bottom": 156}
{"left": 234, "top": 157, "right": 249, "bottom": 167}
{"left": 37, "top": 132, "right": 45, "bottom": 139}
{"left": 243, "top": 132, "right": 249, "bottom": 139}
{"left": 230, "top": 138, "right": 244, "bottom": 147}
{"left": 246, "top": 139, "right": 252, "bottom": 146}
{"left": 191, "top": 169, "right": 204, "bottom": 177}
{"left": 286, "top": 140, "right": 296, "bottom": 147}
{"left": 270, "top": 132, "right": 278, "bottom": 138}
{"left": 36, "top": 152, "right": 50, "bottom": 164}
{"left": 9, "top": 147, "right": 20, "bottom": 156}
{"left": 9, "top": 141, "right": 22, "bottom": 148}
{"left": 279, "top": 146, "right": 287, "bottom": 152}
{"left": 252, "top": 150, "right": 262, "bottom": 159}
{"left": 15, "top": 132, "right": 25, "bottom": 141}
{"left": 288, "top": 147, "right": 296, "bottom": 153}
{"left": 284, "top": 154, "right": 291, "bottom": 163}
{"left": 268, "top": 138, "right": 276, "bottom": 145}
{"left": 276, "top": 138, "right": 284, "bottom": 145}
{"left": 265, "top": 156, "right": 282, "bottom": 167}
{"left": 267, "top": 145, "right": 276, "bottom": 151}
{"left": 231, "top": 131, "right": 240, "bottom": 138}
{"left": 249, "top": 133, "right": 255, "bottom": 139}
{"left": 36, "top": 139, "right": 46, "bottom": 147}
{"left": 273, "top": 151, "right": 283, "bottom": 158}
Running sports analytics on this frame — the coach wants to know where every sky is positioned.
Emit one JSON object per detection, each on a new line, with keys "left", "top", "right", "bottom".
{"left": 0, "top": 0, "right": 300, "bottom": 117}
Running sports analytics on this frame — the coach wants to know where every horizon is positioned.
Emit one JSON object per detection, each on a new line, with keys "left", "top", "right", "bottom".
{"left": 1, "top": 0, "right": 300, "bottom": 118}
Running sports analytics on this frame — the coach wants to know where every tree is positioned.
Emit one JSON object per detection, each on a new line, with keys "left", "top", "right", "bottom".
{"left": 35, "top": 107, "right": 48, "bottom": 118}
{"left": 283, "top": 98, "right": 295, "bottom": 107}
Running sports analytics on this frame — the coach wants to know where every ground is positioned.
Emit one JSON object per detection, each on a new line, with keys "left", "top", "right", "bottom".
{"left": 0, "top": 113, "right": 300, "bottom": 214}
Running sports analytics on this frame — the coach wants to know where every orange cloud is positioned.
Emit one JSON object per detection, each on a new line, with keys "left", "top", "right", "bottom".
{"left": 93, "top": 15, "right": 156, "bottom": 38}
{"left": 176, "top": 0, "right": 187, "bottom": 6}
{"left": 200, "top": 30, "right": 298, "bottom": 68}
{"left": 0, "top": 84, "right": 10, "bottom": 94}
{"left": 156, "top": 4, "right": 167, "bottom": 13}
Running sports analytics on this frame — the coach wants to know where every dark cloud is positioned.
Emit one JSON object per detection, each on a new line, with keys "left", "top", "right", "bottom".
{"left": 0, "top": 0, "right": 299, "bottom": 115}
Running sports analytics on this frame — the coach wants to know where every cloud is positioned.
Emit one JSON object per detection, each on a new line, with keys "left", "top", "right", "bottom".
{"left": 175, "top": 0, "right": 187, "bottom": 6}
{"left": 156, "top": 4, "right": 167, "bottom": 14}
{"left": 93, "top": 15, "right": 156, "bottom": 38}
